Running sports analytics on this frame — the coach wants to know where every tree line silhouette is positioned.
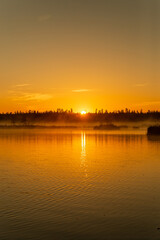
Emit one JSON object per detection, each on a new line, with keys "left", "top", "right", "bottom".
{"left": 0, "top": 109, "right": 159, "bottom": 125}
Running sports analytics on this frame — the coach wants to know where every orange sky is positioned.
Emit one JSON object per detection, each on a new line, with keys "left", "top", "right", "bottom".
{"left": 0, "top": 0, "right": 160, "bottom": 113}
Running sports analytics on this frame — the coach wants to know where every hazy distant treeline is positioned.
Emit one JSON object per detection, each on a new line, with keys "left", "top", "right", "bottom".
{"left": 0, "top": 109, "right": 160, "bottom": 125}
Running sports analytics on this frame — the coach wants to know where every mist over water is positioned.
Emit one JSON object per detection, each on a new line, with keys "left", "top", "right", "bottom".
{"left": 0, "top": 129, "right": 160, "bottom": 240}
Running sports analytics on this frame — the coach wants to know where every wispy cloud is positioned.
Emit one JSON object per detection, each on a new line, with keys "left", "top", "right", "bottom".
{"left": 38, "top": 14, "right": 52, "bottom": 22}
{"left": 134, "top": 83, "right": 148, "bottom": 87}
{"left": 72, "top": 89, "right": 92, "bottom": 93}
{"left": 15, "top": 84, "right": 31, "bottom": 87}
{"left": 140, "top": 101, "right": 160, "bottom": 106}
{"left": 20, "top": 93, "right": 52, "bottom": 101}
{"left": 11, "top": 92, "right": 52, "bottom": 102}
{"left": 134, "top": 101, "right": 160, "bottom": 109}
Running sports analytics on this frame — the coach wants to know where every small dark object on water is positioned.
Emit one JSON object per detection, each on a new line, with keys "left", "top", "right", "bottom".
{"left": 119, "top": 125, "right": 128, "bottom": 129}
{"left": 147, "top": 126, "right": 160, "bottom": 135}
{"left": 157, "top": 227, "right": 160, "bottom": 230}
{"left": 94, "top": 124, "right": 120, "bottom": 130}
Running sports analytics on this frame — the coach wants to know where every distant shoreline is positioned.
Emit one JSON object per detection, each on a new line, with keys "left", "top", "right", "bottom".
{"left": 0, "top": 123, "right": 149, "bottom": 131}
{"left": 0, "top": 110, "right": 160, "bottom": 125}
{"left": 0, "top": 125, "right": 78, "bottom": 129}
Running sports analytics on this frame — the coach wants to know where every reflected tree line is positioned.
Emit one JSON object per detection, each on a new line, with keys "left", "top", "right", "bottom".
{"left": 0, "top": 109, "right": 160, "bottom": 125}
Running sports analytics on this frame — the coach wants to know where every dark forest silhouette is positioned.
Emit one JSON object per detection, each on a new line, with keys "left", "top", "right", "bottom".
{"left": 0, "top": 109, "right": 159, "bottom": 125}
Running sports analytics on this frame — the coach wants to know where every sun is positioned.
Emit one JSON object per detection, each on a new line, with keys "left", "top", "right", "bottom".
{"left": 81, "top": 111, "right": 86, "bottom": 115}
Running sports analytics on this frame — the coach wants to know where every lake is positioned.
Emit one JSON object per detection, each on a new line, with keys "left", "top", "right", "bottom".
{"left": 0, "top": 129, "right": 160, "bottom": 240}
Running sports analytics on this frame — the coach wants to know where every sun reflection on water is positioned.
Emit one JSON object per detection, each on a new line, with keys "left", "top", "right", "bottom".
{"left": 80, "top": 131, "right": 88, "bottom": 177}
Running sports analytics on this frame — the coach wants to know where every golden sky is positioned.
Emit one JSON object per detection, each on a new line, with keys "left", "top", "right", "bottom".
{"left": 0, "top": 0, "right": 160, "bottom": 113}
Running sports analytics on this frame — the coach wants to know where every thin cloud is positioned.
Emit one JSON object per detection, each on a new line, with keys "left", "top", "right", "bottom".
{"left": 134, "top": 83, "right": 148, "bottom": 87}
{"left": 12, "top": 92, "right": 52, "bottom": 101}
{"left": 134, "top": 101, "right": 160, "bottom": 108}
{"left": 141, "top": 101, "right": 160, "bottom": 106}
{"left": 38, "top": 14, "right": 52, "bottom": 22}
{"left": 72, "top": 89, "right": 92, "bottom": 93}
{"left": 15, "top": 84, "right": 31, "bottom": 87}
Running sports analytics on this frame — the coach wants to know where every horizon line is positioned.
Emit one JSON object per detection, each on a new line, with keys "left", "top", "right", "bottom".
{"left": 0, "top": 109, "right": 160, "bottom": 114}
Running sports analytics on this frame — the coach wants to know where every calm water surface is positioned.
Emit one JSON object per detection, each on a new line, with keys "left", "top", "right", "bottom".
{"left": 0, "top": 129, "right": 160, "bottom": 240}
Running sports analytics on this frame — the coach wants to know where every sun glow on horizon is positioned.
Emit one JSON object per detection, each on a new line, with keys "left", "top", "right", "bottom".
{"left": 81, "top": 111, "right": 87, "bottom": 115}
